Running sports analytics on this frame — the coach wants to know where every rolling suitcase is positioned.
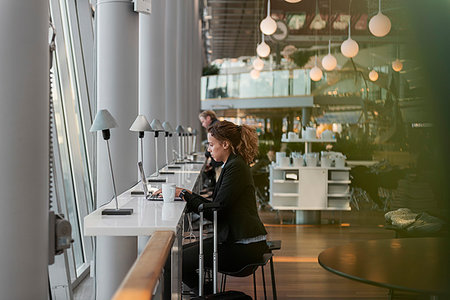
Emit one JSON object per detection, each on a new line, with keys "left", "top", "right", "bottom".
{"left": 192, "top": 203, "right": 252, "bottom": 300}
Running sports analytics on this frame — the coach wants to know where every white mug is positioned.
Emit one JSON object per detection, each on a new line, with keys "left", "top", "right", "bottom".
{"left": 292, "top": 157, "right": 304, "bottom": 167}
{"left": 162, "top": 183, "right": 176, "bottom": 202}
{"left": 279, "top": 157, "right": 291, "bottom": 167}
{"left": 276, "top": 152, "right": 286, "bottom": 165}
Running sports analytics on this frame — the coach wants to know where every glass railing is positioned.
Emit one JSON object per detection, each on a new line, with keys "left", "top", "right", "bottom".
{"left": 201, "top": 69, "right": 312, "bottom": 100}
{"left": 201, "top": 68, "right": 387, "bottom": 101}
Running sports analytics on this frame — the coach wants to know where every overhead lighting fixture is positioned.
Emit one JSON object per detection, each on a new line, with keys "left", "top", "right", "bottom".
{"left": 310, "top": 0, "right": 326, "bottom": 30}
{"left": 369, "top": 69, "right": 379, "bottom": 81}
{"left": 310, "top": 55, "right": 323, "bottom": 81}
{"left": 260, "top": 0, "right": 277, "bottom": 35}
{"left": 341, "top": 20, "right": 359, "bottom": 58}
{"left": 392, "top": 59, "right": 403, "bottom": 72}
{"left": 257, "top": 34, "right": 270, "bottom": 58}
{"left": 250, "top": 69, "right": 260, "bottom": 79}
{"left": 369, "top": 0, "right": 391, "bottom": 37}
{"left": 253, "top": 57, "right": 264, "bottom": 71}
{"left": 322, "top": 40, "right": 337, "bottom": 71}
{"left": 285, "top": 0, "right": 302, "bottom": 3}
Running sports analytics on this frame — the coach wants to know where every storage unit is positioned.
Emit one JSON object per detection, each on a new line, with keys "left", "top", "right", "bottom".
{"left": 269, "top": 165, "right": 351, "bottom": 211}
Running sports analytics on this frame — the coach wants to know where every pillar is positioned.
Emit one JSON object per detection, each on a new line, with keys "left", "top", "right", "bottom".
{"left": 139, "top": 0, "right": 166, "bottom": 173}
{"left": 96, "top": 1, "right": 139, "bottom": 299}
{"left": 0, "top": 0, "right": 49, "bottom": 298}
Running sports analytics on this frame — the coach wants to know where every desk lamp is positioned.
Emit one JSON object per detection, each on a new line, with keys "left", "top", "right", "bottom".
{"left": 129, "top": 115, "right": 151, "bottom": 169}
{"left": 90, "top": 109, "right": 133, "bottom": 215}
{"left": 175, "top": 125, "right": 185, "bottom": 162}
{"left": 149, "top": 119, "right": 166, "bottom": 181}
{"left": 186, "top": 127, "right": 193, "bottom": 155}
{"left": 162, "top": 121, "right": 179, "bottom": 168}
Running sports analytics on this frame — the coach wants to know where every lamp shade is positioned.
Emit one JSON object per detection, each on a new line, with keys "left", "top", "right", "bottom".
{"left": 253, "top": 57, "right": 264, "bottom": 71}
{"left": 369, "top": 70, "right": 379, "bottom": 81}
{"left": 392, "top": 59, "right": 403, "bottom": 72}
{"left": 250, "top": 69, "right": 260, "bottom": 79}
{"left": 322, "top": 54, "right": 337, "bottom": 71}
{"left": 129, "top": 115, "right": 151, "bottom": 132}
{"left": 285, "top": 0, "right": 302, "bottom": 2}
{"left": 187, "top": 126, "right": 193, "bottom": 134}
{"left": 192, "top": 128, "right": 198, "bottom": 135}
{"left": 309, "top": 66, "right": 323, "bottom": 81}
{"left": 150, "top": 119, "right": 165, "bottom": 132}
{"left": 260, "top": 16, "right": 277, "bottom": 35}
{"left": 176, "top": 125, "right": 185, "bottom": 134}
{"left": 341, "top": 38, "right": 359, "bottom": 58}
{"left": 256, "top": 41, "right": 270, "bottom": 58}
{"left": 162, "top": 121, "right": 174, "bottom": 133}
{"left": 369, "top": 11, "right": 391, "bottom": 37}
{"left": 90, "top": 109, "right": 118, "bottom": 132}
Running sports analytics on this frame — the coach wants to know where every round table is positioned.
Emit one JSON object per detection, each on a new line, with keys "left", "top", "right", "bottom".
{"left": 318, "top": 237, "right": 449, "bottom": 297}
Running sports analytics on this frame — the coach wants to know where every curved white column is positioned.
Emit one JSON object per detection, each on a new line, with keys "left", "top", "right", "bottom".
{"left": 96, "top": 0, "right": 138, "bottom": 206}
{"left": 0, "top": 1, "right": 48, "bottom": 298}
{"left": 176, "top": 0, "right": 188, "bottom": 126}
{"left": 96, "top": 1, "right": 138, "bottom": 299}
{"left": 139, "top": 0, "right": 166, "bottom": 172}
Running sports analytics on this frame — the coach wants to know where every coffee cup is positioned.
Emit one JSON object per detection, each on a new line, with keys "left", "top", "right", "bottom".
{"left": 162, "top": 183, "right": 176, "bottom": 202}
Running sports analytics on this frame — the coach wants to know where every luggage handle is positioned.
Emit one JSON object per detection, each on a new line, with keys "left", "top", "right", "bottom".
{"left": 198, "top": 208, "right": 218, "bottom": 296}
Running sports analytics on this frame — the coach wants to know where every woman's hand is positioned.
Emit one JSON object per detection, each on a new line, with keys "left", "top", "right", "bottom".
{"left": 152, "top": 187, "right": 191, "bottom": 197}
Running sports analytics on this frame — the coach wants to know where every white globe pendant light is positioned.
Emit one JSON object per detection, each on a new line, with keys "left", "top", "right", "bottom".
{"left": 257, "top": 37, "right": 271, "bottom": 58}
{"left": 369, "top": 69, "right": 379, "bottom": 81}
{"left": 322, "top": 40, "right": 337, "bottom": 71}
{"left": 253, "top": 57, "right": 264, "bottom": 71}
{"left": 369, "top": 0, "right": 391, "bottom": 37}
{"left": 341, "top": 21, "right": 359, "bottom": 58}
{"left": 250, "top": 69, "right": 260, "bottom": 79}
{"left": 392, "top": 59, "right": 403, "bottom": 72}
{"left": 285, "top": 0, "right": 302, "bottom": 3}
{"left": 310, "top": 55, "right": 323, "bottom": 81}
{"left": 260, "top": 0, "right": 277, "bottom": 35}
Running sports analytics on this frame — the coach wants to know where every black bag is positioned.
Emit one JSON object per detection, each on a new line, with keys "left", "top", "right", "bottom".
{"left": 191, "top": 203, "right": 252, "bottom": 300}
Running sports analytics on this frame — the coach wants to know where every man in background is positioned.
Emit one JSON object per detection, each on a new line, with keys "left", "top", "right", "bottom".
{"left": 198, "top": 110, "right": 223, "bottom": 190}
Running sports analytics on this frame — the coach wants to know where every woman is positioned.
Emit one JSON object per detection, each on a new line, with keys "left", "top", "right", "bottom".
{"left": 159, "top": 120, "right": 268, "bottom": 291}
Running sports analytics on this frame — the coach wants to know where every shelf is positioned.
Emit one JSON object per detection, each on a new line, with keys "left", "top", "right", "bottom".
{"left": 324, "top": 207, "right": 351, "bottom": 211}
{"left": 328, "top": 180, "right": 351, "bottom": 184}
{"left": 271, "top": 206, "right": 301, "bottom": 210}
{"left": 281, "top": 138, "right": 337, "bottom": 143}
{"left": 273, "top": 180, "right": 299, "bottom": 183}
{"left": 273, "top": 193, "right": 299, "bottom": 197}
{"left": 327, "top": 193, "right": 351, "bottom": 197}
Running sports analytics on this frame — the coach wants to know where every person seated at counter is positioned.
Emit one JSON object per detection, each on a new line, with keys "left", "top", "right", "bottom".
{"left": 155, "top": 120, "right": 268, "bottom": 294}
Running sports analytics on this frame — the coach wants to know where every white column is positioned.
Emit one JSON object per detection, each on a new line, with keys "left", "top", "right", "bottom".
{"left": 176, "top": 0, "right": 187, "bottom": 126}
{"left": 0, "top": 1, "right": 48, "bottom": 299}
{"left": 165, "top": 0, "right": 178, "bottom": 161}
{"left": 96, "top": 1, "right": 138, "bottom": 299}
{"left": 193, "top": 0, "right": 203, "bottom": 149}
{"left": 139, "top": 0, "right": 166, "bottom": 173}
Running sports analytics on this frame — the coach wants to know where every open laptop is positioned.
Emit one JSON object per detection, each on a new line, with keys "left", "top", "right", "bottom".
{"left": 137, "top": 161, "right": 182, "bottom": 201}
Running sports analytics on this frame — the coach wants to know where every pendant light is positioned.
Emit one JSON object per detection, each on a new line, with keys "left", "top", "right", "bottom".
{"left": 369, "top": 0, "right": 391, "bottom": 37}
{"left": 392, "top": 44, "right": 403, "bottom": 72}
{"left": 250, "top": 69, "right": 260, "bottom": 79}
{"left": 253, "top": 57, "right": 264, "bottom": 71}
{"left": 321, "top": 2, "right": 336, "bottom": 71}
{"left": 257, "top": 34, "right": 271, "bottom": 57}
{"left": 369, "top": 69, "right": 379, "bottom": 81}
{"left": 310, "top": 55, "right": 323, "bottom": 81}
{"left": 260, "top": 0, "right": 277, "bottom": 35}
{"left": 285, "top": 0, "right": 302, "bottom": 3}
{"left": 341, "top": 20, "right": 359, "bottom": 58}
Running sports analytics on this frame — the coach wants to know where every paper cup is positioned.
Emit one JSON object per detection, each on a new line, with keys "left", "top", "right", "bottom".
{"left": 162, "top": 183, "right": 176, "bottom": 202}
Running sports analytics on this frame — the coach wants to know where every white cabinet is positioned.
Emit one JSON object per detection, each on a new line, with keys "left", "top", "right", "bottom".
{"left": 269, "top": 165, "right": 351, "bottom": 211}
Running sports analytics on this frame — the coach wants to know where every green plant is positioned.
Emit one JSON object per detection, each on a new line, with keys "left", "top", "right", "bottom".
{"left": 202, "top": 64, "right": 220, "bottom": 76}
{"left": 290, "top": 50, "right": 313, "bottom": 68}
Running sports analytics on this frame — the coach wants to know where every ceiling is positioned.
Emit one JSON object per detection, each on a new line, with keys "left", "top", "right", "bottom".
{"left": 202, "top": 0, "right": 408, "bottom": 62}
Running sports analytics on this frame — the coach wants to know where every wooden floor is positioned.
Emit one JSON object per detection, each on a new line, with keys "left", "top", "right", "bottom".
{"left": 74, "top": 208, "right": 429, "bottom": 300}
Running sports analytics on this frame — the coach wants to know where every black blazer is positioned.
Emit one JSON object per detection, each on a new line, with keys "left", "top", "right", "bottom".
{"left": 185, "top": 153, "right": 267, "bottom": 243}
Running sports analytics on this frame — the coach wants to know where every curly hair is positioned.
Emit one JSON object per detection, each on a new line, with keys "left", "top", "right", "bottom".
{"left": 208, "top": 120, "right": 258, "bottom": 164}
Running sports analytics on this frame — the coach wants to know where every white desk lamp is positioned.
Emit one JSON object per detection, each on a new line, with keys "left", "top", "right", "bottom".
{"left": 192, "top": 128, "right": 198, "bottom": 153}
{"left": 149, "top": 119, "right": 166, "bottom": 181}
{"left": 129, "top": 115, "right": 151, "bottom": 169}
{"left": 162, "top": 121, "right": 179, "bottom": 169}
{"left": 90, "top": 109, "right": 133, "bottom": 215}
{"left": 186, "top": 127, "right": 193, "bottom": 155}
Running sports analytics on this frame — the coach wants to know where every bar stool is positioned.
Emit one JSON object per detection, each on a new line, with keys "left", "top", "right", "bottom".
{"left": 220, "top": 240, "right": 281, "bottom": 300}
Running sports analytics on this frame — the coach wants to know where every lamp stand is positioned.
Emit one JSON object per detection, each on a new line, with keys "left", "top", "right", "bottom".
{"left": 102, "top": 138, "right": 133, "bottom": 215}
{"left": 148, "top": 132, "right": 167, "bottom": 182}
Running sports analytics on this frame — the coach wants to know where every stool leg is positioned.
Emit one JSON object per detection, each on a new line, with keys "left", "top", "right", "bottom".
{"left": 222, "top": 274, "right": 227, "bottom": 292}
{"left": 261, "top": 266, "right": 267, "bottom": 300}
{"left": 270, "top": 257, "right": 277, "bottom": 300}
{"left": 253, "top": 272, "right": 257, "bottom": 300}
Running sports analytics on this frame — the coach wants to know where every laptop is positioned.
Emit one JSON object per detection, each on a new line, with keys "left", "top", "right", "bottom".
{"left": 137, "top": 161, "right": 182, "bottom": 201}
